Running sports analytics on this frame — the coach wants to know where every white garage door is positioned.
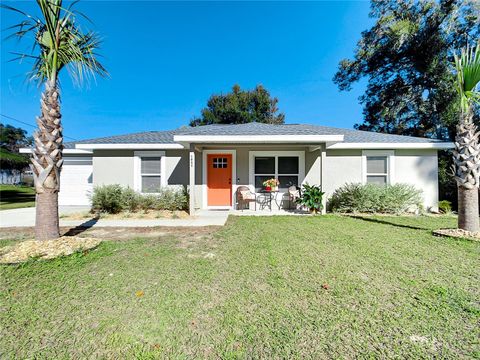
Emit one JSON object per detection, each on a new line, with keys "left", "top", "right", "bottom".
{"left": 59, "top": 156, "right": 93, "bottom": 206}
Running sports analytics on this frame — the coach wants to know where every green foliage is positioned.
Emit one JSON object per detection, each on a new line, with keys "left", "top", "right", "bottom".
{"left": 438, "top": 200, "right": 453, "bottom": 214}
{"left": 453, "top": 42, "right": 480, "bottom": 114}
{"left": 334, "top": 0, "right": 479, "bottom": 140}
{"left": 0, "top": 123, "right": 32, "bottom": 153}
{"left": 91, "top": 185, "right": 124, "bottom": 214}
{"left": 121, "top": 187, "right": 141, "bottom": 212}
{"left": 190, "top": 84, "right": 285, "bottom": 126}
{"left": 438, "top": 151, "right": 458, "bottom": 209}
{"left": 91, "top": 185, "right": 188, "bottom": 214}
{"left": 153, "top": 188, "right": 188, "bottom": 211}
{"left": 0, "top": 148, "right": 29, "bottom": 170}
{"left": 297, "top": 184, "right": 325, "bottom": 214}
{"left": 2, "top": 0, "right": 107, "bottom": 84}
{"left": 329, "top": 183, "right": 423, "bottom": 214}
{"left": 138, "top": 194, "right": 157, "bottom": 211}
{"left": 0, "top": 123, "right": 32, "bottom": 170}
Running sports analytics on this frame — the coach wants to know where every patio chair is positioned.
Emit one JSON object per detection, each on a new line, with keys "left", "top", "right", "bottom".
{"left": 236, "top": 186, "right": 257, "bottom": 211}
{"left": 288, "top": 185, "right": 301, "bottom": 210}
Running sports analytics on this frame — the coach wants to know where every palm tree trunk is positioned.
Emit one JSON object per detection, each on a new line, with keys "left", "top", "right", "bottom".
{"left": 452, "top": 117, "right": 480, "bottom": 233}
{"left": 31, "top": 80, "right": 64, "bottom": 240}
{"left": 35, "top": 192, "right": 59, "bottom": 239}
{"left": 458, "top": 186, "right": 479, "bottom": 232}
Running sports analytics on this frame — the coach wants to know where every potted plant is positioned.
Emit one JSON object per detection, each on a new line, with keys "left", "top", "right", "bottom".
{"left": 263, "top": 178, "right": 279, "bottom": 191}
{"left": 297, "top": 184, "right": 325, "bottom": 214}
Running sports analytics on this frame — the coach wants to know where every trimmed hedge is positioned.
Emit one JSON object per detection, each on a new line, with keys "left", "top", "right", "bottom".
{"left": 329, "top": 183, "right": 423, "bottom": 214}
{"left": 91, "top": 184, "right": 188, "bottom": 214}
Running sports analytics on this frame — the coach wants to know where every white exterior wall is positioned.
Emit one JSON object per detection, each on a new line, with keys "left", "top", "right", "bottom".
{"left": 93, "top": 150, "right": 135, "bottom": 188}
{"left": 164, "top": 150, "right": 189, "bottom": 185}
{"left": 305, "top": 149, "right": 321, "bottom": 185}
{"left": 322, "top": 149, "right": 363, "bottom": 201}
{"left": 394, "top": 149, "right": 438, "bottom": 211}
{"left": 323, "top": 148, "right": 439, "bottom": 211}
{"left": 92, "top": 149, "right": 190, "bottom": 189}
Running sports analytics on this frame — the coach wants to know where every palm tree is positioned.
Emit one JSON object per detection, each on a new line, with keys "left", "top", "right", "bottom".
{"left": 3, "top": 0, "right": 107, "bottom": 240}
{"left": 452, "top": 42, "right": 480, "bottom": 232}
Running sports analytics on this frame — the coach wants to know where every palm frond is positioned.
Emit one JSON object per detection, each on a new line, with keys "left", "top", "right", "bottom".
{"left": 454, "top": 42, "right": 480, "bottom": 112}
{"left": 4, "top": 23, "right": 40, "bottom": 41}
{"left": 0, "top": 4, "right": 37, "bottom": 20}
{"left": 36, "top": 0, "right": 60, "bottom": 47}
{"left": 55, "top": 26, "right": 107, "bottom": 85}
{"left": 3, "top": 0, "right": 107, "bottom": 85}
{"left": 8, "top": 52, "right": 41, "bottom": 62}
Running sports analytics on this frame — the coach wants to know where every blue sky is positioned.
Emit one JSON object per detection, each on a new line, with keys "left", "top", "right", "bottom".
{"left": 1, "top": 1, "right": 371, "bottom": 141}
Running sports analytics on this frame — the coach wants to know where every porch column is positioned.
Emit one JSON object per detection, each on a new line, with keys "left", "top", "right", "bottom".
{"left": 321, "top": 145, "right": 327, "bottom": 214}
{"left": 189, "top": 143, "right": 195, "bottom": 216}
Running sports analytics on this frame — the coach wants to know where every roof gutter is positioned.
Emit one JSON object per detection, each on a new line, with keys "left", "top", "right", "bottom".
{"left": 75, "top": 143, "right": 184, "bottom": 150}
{"left": 326, "top": 142, "right": 454, "bottom": 150}
{"left": 19, "top": 148, "right": 93, "bottom": 154}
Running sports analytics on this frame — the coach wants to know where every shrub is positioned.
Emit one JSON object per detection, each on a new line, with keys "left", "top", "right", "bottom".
{"left": 138, "top": 194, "right": 157, "bottom": 211}
{"left": 122, "top": 187, "right": 141, "bottom": 212}
{"left": 329, "top": 183, "right": 423, "bottom": 214}
{"left": 91, "top": 184, "right": 124, "bottom": 214}
{"left": 438, "top": 200, "right": 452, "bottom": 214}
{"left": 153, "top": 188, "right": 188, "bottom": 211}
{"left": 297, "top": 184, "right": 325, "bottom": 214}
{"left": 91, "top": 185, "right": 188, "bottom": 213}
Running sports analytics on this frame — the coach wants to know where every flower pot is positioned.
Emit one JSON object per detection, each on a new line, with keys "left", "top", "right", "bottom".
{"left": 272, "top": 186, "right": 278, "bottom": 192}
{"left": 265, "top": 186, "right": 271, "bottom": 191}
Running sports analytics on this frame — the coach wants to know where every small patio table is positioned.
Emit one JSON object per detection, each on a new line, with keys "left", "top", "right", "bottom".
{"left": 258, "top": 190, "right": 281, "bottom": 211}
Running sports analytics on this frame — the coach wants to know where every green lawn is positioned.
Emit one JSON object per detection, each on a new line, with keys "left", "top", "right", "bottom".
{"left": 1, "top": 215, "right": 479, "bottom": 358}
{"left": 0, "top": 185, "right": 35, "bottom": 210}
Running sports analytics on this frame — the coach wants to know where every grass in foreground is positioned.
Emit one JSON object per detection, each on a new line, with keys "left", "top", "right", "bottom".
{"left": 0, "top": 185, "right": 35, "bottom": 210}
{"left": 1, "top": 215, "right": 479, "bottom": 358}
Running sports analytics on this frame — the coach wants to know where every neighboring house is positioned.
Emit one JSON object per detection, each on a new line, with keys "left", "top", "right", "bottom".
{"left": 20, "top": 122, "right": 454, "bottom": 213}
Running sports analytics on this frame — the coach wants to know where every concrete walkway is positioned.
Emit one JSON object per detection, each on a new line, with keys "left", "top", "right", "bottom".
{"left": 0, "top": 207, "right": 229, "bottom": 228}
{"left": 230, "top": 209, "right": 311, "bottom": 216}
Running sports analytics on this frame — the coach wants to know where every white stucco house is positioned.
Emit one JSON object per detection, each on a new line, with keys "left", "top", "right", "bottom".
{"left": 22, "top": 122, "right": 454, "bottom": 213}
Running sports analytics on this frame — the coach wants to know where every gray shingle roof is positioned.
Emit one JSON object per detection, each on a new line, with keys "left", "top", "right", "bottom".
{"left": 64, "top": 130, "right": 177, "bottom": 148}
{"left": 176, "top": 122, "right": 444, "bottom": 143}
{"left": 64, "top": 122, "right": 447, "bottom": 148}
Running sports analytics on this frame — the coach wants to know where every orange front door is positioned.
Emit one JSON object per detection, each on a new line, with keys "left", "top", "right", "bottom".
{"left": 207, "top": 154, "right": 232, "bottom": 206}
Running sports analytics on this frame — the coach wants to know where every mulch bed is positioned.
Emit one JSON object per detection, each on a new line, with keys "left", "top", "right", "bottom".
{"left": 433, "top": 228, "right": 480, "bottom": 242}
{"left": 0, "top": 237, "right": 102, "bottom": 264}
{"left": 0, "top": 225, "right": 221, "bottom": 264}
{"left": 0, "top": 226, "right": 219, "bottom": 242}
{"left": 61, "top": 210, "right": 190, "bottom": 220}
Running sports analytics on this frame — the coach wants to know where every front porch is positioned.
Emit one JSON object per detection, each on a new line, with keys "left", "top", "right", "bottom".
{"left": 187, "top": 143, "right": 325, "bottom": 214}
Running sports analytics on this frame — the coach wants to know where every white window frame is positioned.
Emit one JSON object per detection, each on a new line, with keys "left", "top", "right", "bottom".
{"left": 248, "top": 151, "right": 305, "bottom": 192}
{"left": 134, "top": 151, "right": 166, "bottom": 193}
{"left": 362, "top": 150, "right": 395, "bottom": 185}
